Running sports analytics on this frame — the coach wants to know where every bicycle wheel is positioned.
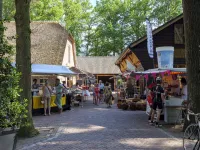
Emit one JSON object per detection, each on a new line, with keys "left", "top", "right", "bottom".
{"left": 183, "top": 124, "right": 200, "bottom": 150}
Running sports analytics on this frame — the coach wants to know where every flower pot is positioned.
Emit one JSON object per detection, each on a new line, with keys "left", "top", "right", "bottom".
{"left": 117, "top": 103, "right": 122, "bottom": 109}
{"left": 121, "top": 103, "right": 129, "bottom": 110}
{"left": 130, "top": 102, "right": 137, "bottom": 111}
{"left": 141, "top": 103, "right": 146, "bottom": 111}
{"left": 136, "top": 102, "right": 142, "bottom": 110}
{"left": 118, "top": 99, "right": 122, "bottom": 104}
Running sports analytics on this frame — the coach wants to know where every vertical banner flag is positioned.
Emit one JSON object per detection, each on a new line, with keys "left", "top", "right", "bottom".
{"left": 135, "top": 75, "right": 140, "bottom": 81}
{"left": 146, "top": 18, "right": 154, "bottom": 58}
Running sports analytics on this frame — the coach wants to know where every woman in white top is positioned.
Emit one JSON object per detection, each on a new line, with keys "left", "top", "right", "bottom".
{"left": 42, "top": 81, "right": 52, "bottom": 116}
{"left": 181, "top": 78, "right": 188, "bottom": 107}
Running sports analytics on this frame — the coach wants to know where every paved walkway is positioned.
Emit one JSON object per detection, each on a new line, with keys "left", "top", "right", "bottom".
{"left": 16, "top": 98, "right": 183, "bottom": 150}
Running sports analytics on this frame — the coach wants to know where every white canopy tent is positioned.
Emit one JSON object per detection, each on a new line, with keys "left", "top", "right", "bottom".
{"left": 31, "top": 64, "right": 75, "bottom": 75}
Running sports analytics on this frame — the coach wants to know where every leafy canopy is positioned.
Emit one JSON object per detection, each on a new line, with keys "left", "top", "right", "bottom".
{"left": 3, "top": 0, "right": 183, "bottom": 56}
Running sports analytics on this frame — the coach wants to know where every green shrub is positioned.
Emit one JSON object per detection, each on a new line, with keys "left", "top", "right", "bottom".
{"left": 0, "top": 21, "right": 27, "bottom": 129}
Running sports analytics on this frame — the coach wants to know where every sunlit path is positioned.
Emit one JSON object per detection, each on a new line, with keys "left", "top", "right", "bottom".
{"left": 16, "top": 97, "right": 183, "bottom": 150}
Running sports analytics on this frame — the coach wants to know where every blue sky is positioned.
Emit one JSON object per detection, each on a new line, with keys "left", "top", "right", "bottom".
{"left": 90, "top": 0, "right": 96, "bottom": 6}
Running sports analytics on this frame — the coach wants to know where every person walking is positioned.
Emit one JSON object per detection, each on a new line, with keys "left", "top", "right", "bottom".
{"left": 55, "top": 78, "right": 64, "bottom": 113}
{"left": 104, "top": 82, "right": 112, "bottom": 108}
{"left": 98, "top": 80, "right": 104, "bottom": 103}
{"left": 150, "top": 77, "right": 165, "bottom": 127}
{"left": 42, "top": 80, "right": 52, "bottom": 116}
{"left": 147, "top": 89, "right": 153, "bottom": 122}
{"left": 94, "top": 83, "right": 100, "bottom": 105}
{"left": 91, "top": 84, "right": 95, "bottom": 104}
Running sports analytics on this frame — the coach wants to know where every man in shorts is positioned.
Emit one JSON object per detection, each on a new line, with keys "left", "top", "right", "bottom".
{"left": 150, "top": 77, "right": 165, "bottom": 127}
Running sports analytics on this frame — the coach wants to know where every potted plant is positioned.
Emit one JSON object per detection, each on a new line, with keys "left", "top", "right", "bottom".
{"left": 130, "top": 102, "right": 137, "bottom": 111}
{"left": 117, "top": 103, "right": 122, "bottom": 109}
{"left": 136, "top": 102, "right": 142, "bottom": 110}
{"left": 121, "top": 103, "right": 129, "bottom": 110}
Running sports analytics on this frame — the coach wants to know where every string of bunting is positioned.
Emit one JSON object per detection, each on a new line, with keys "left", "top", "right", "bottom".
{"left": 121, "top": 70, "right": 172, "bottom": 81}
{"left": 124, "top": 70, "right": 171, "bottom": 81}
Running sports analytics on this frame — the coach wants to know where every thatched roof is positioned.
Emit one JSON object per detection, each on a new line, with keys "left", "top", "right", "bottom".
{"left": 5, "top": 21, "right": 70, "bottom": 65}
{"left": 69, "top": 67, "right": 94, "bottom": 78}
{"left": 76, "top": 56, "right": 121, "bottom": 74}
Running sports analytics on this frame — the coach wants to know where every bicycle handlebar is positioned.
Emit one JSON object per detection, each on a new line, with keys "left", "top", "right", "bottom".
{"left": 187, "top": 110, "right": 200, "bottom": 116}
{"left": 187, "top": 109, "right": 200, "bottom": 122}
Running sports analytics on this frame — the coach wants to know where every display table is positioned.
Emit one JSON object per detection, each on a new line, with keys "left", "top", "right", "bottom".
{"left": 164, "top": 97, "right": 184, "bottom": 124}
{"left": 33, "top": 95, "right": 66, "bottom": 109}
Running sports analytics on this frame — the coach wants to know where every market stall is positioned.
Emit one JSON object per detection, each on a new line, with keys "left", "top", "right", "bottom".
{"left": 33, "top": 95, "right": 66, "bottom": 110}
{"left": 30, "top": 64, "right": 75, "bottom": 114}
{"left": 12, "top": 63, "right": 76, "bottom": 114}
{"left": 135, "top": 67, "right": 186, "bottom": 123}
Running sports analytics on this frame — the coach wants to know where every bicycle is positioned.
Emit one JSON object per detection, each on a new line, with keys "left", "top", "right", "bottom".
{"left": 183, "top": 109, "right": 200, "bottom": 150}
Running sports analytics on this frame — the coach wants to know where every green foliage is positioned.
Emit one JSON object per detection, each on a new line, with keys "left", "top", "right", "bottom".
{"left": 62, "top": 0, "right": 183, "bottom": 56}
{"left": 63, "top": 0, "right": 93, "bottom": 55}
{"left": 3, "top": 0, "right": 182, "bottom": 56}
{"left": 30, "top": 0, "right": 64, "bottom": 21}
{"left": 150, "top": 0, "right": 183, "bottom": 25}
{"left": 0, "top": 22, "right": 27, "bottom": 129}
{"left": 88, "top": 0, "right": 183, "bottom": 56}
{"left": 3, "top": 0, "right": 15, "bottom": 20}
{"left": 2, "top": 0, "right": 64, "bottom": 21}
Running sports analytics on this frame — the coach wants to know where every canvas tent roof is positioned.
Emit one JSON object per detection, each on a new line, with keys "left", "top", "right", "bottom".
{"left": 12, "top": 63, "right": 75, "bottom": 75}
{"left": 32, "top": 64, "right": 75, "bottom": 75}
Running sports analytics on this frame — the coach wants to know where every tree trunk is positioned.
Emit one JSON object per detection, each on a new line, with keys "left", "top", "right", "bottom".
{"left": 0, "top": 0, "right": 3, "bottom": 40}
{"left": 182, "top": 0, "right": 200, "bottom": 129}
{"left": 183, "top": 0, "right": 200, "bottom": 113}
{"left": 15, "top": 0, "right": 38, "bottom": 137}
{"left": 0, "top": 0, "right": 2, "bottom": 20}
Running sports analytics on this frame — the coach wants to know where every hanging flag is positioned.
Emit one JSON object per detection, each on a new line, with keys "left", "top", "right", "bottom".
{"left": 151, "top": 73, "right": 157, "bottom": 79}
{"left": 146, "top": 18, "right": 154, "bottom": 58}
{"left": 144, "top": 74, "right": 149, "bottom": 82}
{"left": 135, "top": 75, "right": 140, "bottom": 81}
{"left": 160, "top": 72, "right": 165, "bottom": 77}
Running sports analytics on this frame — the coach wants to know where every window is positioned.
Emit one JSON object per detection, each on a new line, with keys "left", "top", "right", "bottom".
{"left": 39, "top": 78, "right": 48, "bottom": 86}
{"left": 68, "top": 45, "right": 71, "bottom": 64}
